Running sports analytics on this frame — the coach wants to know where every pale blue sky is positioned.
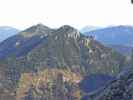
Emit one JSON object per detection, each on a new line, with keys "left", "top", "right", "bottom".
{"left": 0, "top": 0, "right": 132, "bottom": 29}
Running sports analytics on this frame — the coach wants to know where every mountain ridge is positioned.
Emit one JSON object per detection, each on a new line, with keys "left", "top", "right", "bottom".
{"left": 0, "top": 24, "right": 128, "bottom": 100}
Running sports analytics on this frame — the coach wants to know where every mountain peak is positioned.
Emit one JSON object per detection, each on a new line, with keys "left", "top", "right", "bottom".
{"left": 24, "top": 23, "right": 50, "bottom": 33}
{"left": 61, "top": 25, "right": 75, "bottom": 29}
{"left": 58, "top": 25, "right": 77, "bottom": 32}
{"left": 56, "top": 25, "right": 80, "bottom": 39}
{"left": 21, "top": 24, "right": 52, "bottom": 37}
{"left": 36, "top": 23, "right": 50, "bottom": 29}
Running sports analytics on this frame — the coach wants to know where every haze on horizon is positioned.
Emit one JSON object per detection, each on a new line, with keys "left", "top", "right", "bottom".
{"left": 0, "top": 0, "right": 133, "bottom": 30}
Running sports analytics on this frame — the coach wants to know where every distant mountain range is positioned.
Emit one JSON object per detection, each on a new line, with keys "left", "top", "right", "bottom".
{"left": 107, "top": 45, "right": 133, "bottom": 56}
{"left": 0, "top": 26, "right": 19, "bottom": 42}
{"left": 83, "top": 25, "right": 133, "bottom": 55}
{"left": 80, "top": 26, "right": 102, "bottom": 33}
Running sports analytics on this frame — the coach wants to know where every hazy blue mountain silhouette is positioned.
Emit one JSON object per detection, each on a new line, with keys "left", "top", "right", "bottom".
{"left": 84, "top": 25, "right": 133, "bottom": 55}
{"left": 84, "top": 25, "right": 133, "bottom": 46}
{"left": 80, "top": 26, "right": 101, "bottom": 33}
{"left": 0, "top": 26, "right": 19, "bottom": 42}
